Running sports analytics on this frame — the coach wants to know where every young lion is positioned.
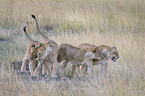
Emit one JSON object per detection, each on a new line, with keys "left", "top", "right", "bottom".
{"left": 31, "top": 41, "right": 58, "bottom": 78}
{"left": 30, "top": 15, "right": 58, "bottom": 78}
{"left": 21, "top": 26, "right": 43, "bottom": 75}
{"left": 71, "top": 47, "right": 104, "bottom": 76}
{"left": 79, "top": 43, "right": 119, "bottom": 76}
{"left": 57, "top": 43, "right": 104, "bottom": 76}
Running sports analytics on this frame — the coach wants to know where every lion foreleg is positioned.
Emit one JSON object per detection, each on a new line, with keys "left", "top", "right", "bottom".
{"left": 21, "top": 57, "right": 28, "bottom": 72}
{"left": 29, "top": 60, "right": 36, "bottom": 75}
{"left": 33, "top": 61, "right": 44, "bottom": 76}
{"left": 87, "top": 66, "right": 93, "bottom": 76}
{"left": 76, "top": 65, "right": 80, "bottom": 73}
{"left": 85, "top": 60, "right": 93, "bottom": 76}
{"left": 101, "top": 63, "right": 108, "bottom": 76}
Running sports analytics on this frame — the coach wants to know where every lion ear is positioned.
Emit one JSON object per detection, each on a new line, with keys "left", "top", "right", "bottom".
{"left": 112, "top": 47, "right": 117, "bottom": 51}
{"left": 111, "top": 47, "right": 117, "bottom": 52}
{"left": 93, "top": 47, "right": 99, "bottom": 53}
{"left": 102, "top": 49, "right": 107, "bottom": 53}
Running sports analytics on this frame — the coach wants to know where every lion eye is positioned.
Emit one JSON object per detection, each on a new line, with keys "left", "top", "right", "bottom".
{"left": 31, "top": 44, "right": 36, "bottom": 47}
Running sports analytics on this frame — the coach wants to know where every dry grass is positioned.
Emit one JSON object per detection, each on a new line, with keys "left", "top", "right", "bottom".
{"left": 0, "top": 0, "right": 145, "bottom": 96}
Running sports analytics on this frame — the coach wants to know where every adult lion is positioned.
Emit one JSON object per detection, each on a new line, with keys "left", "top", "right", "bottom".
{"left": 79, "top": 43, "right": 119, "bottom": 76}
{"left": 70, "top": 47, "right": 104, "bottom": 76}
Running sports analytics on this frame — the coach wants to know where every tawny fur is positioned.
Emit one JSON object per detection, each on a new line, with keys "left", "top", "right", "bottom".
{"left": 57, "top": 43, "right": 104, "bottom": 76}
{"left": 30, "top": 15, "right": 59, "bottom": 78}
{"left": 71, "top": 47, "right": 104, "bottom": 76}
{"left": 21, "top": 26, "right": 43, "bottom": 75}
{"left": 57, "top": 43, "right": 80, "bottom": 73}
{"left": 79, "top": 43, "right": 119, "bottom": 76}
{"left": 31, "top": 41, "right": 58, "bottom": 78}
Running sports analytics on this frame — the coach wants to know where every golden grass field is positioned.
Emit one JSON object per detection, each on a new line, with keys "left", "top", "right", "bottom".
{"left": 0, "top": 0, "right": 145, "bottom": 96}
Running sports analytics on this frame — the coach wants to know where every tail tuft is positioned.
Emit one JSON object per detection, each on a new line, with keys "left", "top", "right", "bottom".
{"left": 23, "top": 25, "right": 26, "bottom": 32}
{"left": 31, "top": 15, "right": 36, "bottom": 20}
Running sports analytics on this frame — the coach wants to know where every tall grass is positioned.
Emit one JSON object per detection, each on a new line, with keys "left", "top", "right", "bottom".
{"left": 0, "top": 0, "right": 145, "bottom": 96}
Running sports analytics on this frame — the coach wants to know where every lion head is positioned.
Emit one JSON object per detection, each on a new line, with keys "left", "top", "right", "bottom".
{"left": 110, "top": 47, "right": 119, "bottom": 62}
{"left": 92, "top": 47, "right": 105, "bottom": 60}
{"left": 36, "top": 46, "right": 48, "bottom": 62}
{"left": 29, "top": 43, "right": 44, "bottom": 60}
{"left": 99, "top": 45, "right": 119, "bottom": 62}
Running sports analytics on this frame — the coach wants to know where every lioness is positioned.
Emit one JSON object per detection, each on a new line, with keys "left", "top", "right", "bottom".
{"left": 21, "top": 26, "right": 43, "bottom": 75}
{"left": 79, "top": 43, "right": 119, "bottom": 76}
{"left": 57, "top": 43, "right": 104, "bottom": 76}
{"left": 71, "top": 47, "right": 104, "bottom": 76}
{"left": 30, "top": 15, "right": 58, "bottom": 78}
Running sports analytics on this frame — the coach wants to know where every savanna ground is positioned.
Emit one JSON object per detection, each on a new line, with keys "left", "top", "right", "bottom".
{"left": 0, "top": 0, "right": 145, "bottom": 96}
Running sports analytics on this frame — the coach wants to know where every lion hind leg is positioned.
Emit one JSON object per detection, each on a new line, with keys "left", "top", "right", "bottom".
{"left": 51, "top": 59, "right": 58, "bottom": 78}
{"left": 21, "top": 44, "right": 31, "bottom": 72}
{"left": 42, "top": 64, "right": 45, "bottom": 75}
{"left": 60, "top": 60, "right": 69, "bottom": 70}
{"left": 59, "top": 60, "right": 69, "bottom": 77}
{"left": 79, "top": 65, "right": 88, "bottom": 75}
{"left": 70, "top": 64, "right": 77, "bottom": 76}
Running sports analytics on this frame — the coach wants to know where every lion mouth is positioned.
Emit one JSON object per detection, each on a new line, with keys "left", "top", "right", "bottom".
{"left": 111, "top": 57, "right": 116, "bottom": 62}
